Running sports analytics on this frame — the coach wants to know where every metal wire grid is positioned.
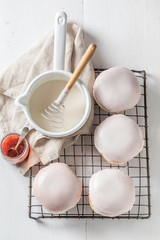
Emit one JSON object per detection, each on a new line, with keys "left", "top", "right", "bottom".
{"left": 28, "top": 68, "right": 151, "bottom": 219}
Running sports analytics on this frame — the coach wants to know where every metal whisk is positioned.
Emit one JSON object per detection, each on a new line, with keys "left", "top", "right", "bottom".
{"left": 41, "top": 43, "right": 96, "bottom": 128}
{"left": 41, "top": 102, "right": 64, "bottom": 129}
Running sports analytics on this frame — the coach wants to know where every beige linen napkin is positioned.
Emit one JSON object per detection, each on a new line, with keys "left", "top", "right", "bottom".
{"left": 0, "top": 22, "right": 95, "bottom": 174}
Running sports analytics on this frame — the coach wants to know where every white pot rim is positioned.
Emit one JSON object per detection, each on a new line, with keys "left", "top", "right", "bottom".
{"left": 15, "top": 70, "right": 91, "bottom": 138}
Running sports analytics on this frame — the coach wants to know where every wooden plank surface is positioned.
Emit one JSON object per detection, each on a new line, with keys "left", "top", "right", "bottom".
{"left": 0, "top": 0, "right": 160, "bottom": 239}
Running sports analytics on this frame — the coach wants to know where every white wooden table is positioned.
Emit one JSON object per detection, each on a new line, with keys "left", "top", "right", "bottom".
{"left": 0, "top": 0, "right": 160, "bottom": 239}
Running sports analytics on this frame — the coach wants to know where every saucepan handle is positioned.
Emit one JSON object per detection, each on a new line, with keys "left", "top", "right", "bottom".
{"left": 53, "top": 11, "right": 67, "bottom": 71}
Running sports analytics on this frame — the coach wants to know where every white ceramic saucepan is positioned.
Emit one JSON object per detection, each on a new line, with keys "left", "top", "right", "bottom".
{"left": 15, "top": 11, "right": 91, "bottom": 138}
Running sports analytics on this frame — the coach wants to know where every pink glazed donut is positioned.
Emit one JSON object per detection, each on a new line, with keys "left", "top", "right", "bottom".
{"left": 94, "top": 114, "right": 144, "bottom": 165}
{"left": 33, "top": 162, "right": 82, "bottom": 214}
{"left": 93, "top": 66, "right": 141, "bottom": 113}
{"left": 89, "top": 169, "right": 135, "bottom": 217}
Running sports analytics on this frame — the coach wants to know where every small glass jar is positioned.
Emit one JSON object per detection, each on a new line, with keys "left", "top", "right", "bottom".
{"left": 0, "top": 133, "right": 30, "bottom": 164}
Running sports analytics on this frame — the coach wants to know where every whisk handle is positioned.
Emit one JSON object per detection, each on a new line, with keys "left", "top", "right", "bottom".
{"left": 55, "top": 43, "right": 96, "bottom": 106}
{"left": 66, "top": 43, "right": 96, "bottom": 90}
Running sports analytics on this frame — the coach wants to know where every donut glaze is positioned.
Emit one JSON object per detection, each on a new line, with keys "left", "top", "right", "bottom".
{"left": 89, "top": 169, "right": 135, "bottom": 217}
{"left": 93, "top": 66, "right": 141, "bottom": 113}
{"left": 94, "top": 114, "right": 144, "bottom": 165}
{"left": 33, "top": 162, "right": 82, "bottom": 214}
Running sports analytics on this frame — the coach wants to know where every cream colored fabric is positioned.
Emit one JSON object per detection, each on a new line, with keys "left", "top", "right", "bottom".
{"left": 0, "top": 22, "right": 95, "bottom": 174}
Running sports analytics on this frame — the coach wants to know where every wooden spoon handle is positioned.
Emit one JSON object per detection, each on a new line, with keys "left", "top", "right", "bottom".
{"left": 66, "top": 43, "right": 96, "bottom": 90}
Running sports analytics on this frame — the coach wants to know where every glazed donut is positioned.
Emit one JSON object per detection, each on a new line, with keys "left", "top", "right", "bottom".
{"left": 93, "top": 66, "right": 141, "bottom": 113}
{"left": 94, "top": 114, "right": 144, "bottom": 165}
{"left": 89, "top": 169, "right": 135, "bottom": 217}
{"left": 33, "top": 162, "right": 82, "bottom": 214}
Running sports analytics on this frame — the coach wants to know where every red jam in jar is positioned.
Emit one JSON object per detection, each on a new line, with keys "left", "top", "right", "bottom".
{"left": 1, "top": 133, "right": 29, "bottom": 164}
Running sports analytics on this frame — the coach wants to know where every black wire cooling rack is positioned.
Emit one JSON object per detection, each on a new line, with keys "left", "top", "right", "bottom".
{"left": 28, "top": 68, "right": 151, "bottom": 219}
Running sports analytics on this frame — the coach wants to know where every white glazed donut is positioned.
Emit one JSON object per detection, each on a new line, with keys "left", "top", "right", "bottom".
{"left": 93, "top": 66, "right": 141, "bottom": 113}
{"left": 89, "top": 169, "right": 135, "bottom": 217}
{"left": 94, "top": 114, "right": 144, "bottom": 165}
{"left": 33, "top": 162, "right": 82, "bottom": 214}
